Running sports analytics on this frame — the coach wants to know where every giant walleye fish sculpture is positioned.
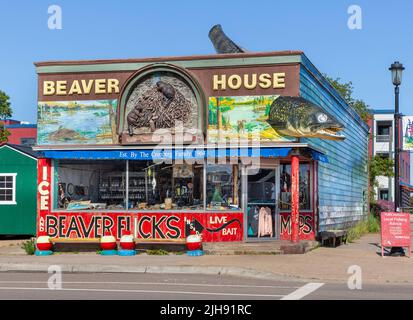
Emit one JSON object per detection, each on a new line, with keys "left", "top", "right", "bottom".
{"left": 208, "top": 25, "right": 345, "bottom": 141}
{"left": 268, "top": 96, "right": 345, "bottom": 141}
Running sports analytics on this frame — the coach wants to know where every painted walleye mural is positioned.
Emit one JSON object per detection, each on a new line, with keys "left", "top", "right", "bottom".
{"left": 207, "top": 95, "right": 345, "bottom": 143}
{"left": 208, "top": 25, "right": 345, "bottom": 142}
{"left": 208, "top": 95, "right": 288, "bottom": 143}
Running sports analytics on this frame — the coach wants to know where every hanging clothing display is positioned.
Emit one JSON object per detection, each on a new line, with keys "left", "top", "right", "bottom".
{"left": 258, "top": 206, "right": 273, "bottom": 237}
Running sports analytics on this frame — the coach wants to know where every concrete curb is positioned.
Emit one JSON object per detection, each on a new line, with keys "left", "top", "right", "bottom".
{"left": 0, "top": 262, "right": 310, "bottom": 283}
{"left": 1, "top": 262, "right": 412, "bottom": 285}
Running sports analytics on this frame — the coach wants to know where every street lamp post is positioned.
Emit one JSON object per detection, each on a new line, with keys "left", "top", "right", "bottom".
{"left": 389, "top": 61, "right": 405, "bottom": 212}
{"left": 389, "top": 61, "right": 405, "bottom": 257}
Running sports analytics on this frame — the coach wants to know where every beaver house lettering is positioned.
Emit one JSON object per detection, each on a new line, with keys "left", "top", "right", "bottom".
{"left": 213, "top": 73, "right": 286, "bottom": 90}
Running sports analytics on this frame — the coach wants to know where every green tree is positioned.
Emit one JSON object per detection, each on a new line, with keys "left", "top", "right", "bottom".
{"left": 324, "top": 75, "right": 370, "bottom": 122}
{"left": 368, "top": 155, "right": 395, "bottom": 202}
{"left": 0, "top": 90, "right": 12, "bottom": 142}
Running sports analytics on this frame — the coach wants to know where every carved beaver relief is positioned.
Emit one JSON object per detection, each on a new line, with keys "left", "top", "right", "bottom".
{"left": 126, "top": 81, "right": 192, "bottom": 136}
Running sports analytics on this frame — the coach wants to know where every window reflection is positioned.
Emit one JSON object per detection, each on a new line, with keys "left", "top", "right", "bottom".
{"left": 56, "top": 160, "right": 126, "bottom": 210}
{"left": 128, "top": 162, "right": 203, "bottom": 210}
{"left": 206, "top": 165, "right": 240, "bottom": 210}
{"left": 279, "top": 163, "right": 311, "bottom": 211}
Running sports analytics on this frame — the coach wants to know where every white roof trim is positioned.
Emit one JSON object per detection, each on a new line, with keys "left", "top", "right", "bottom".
{"left": 0, "top": 145, "right": 38, "bottom": 161}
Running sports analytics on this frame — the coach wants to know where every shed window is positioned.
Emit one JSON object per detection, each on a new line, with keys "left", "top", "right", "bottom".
{"left": 20, "top": 138, "right": 36, "bottom": 147}
{"left": 0, "top": 174, "right": 16, "bottom": 205}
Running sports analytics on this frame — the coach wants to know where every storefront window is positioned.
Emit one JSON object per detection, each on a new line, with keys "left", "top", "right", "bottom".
{"left": 128, "top": 162, "right": 203, "bottom": 210}
{"left": 54, "top": 160, "right": 244, "bottom": 212}
{"left": 206, "top": 165, "right": 240, "bottom": 210}
{"left": 279, "top": 163, "right": 311, "bottom": 211}
{"left": 55, "top": 160, "right": 126, "bottom": 211}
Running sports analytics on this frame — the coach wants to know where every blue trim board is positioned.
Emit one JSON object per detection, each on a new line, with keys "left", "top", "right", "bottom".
{"left": 5, "top": 124, "right": 37, "bottom": 129}
{"left": 41, "top": 147, "right": 328, "bottom": 163}
{"left": 370, "top": 109, "right": 394, "bottom": 115}
{"left": 43, "top": 147, "right": 292, "bottom": 161}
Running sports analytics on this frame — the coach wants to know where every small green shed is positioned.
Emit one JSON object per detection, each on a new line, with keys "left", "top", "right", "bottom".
{"left": 0, "top": 144, "right": 39, "bottom": 236}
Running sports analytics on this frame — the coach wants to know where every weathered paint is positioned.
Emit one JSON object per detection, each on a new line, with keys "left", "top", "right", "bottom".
{"left": 39, "top": 212, "right": 243, "bottom": 242}
{"left": 33, "top": 51, "right": 370, "bottom": 241}
{"left": 0, "top": 145, "right": 37, "bottom": 235}
{"left": 291, "top": 155, "right": 300, "bottom": 242}
{"left": 36, "top": 158, "right": 243, "bottom": 242}
{"left": 279, "top": 212, "right": 315, "bottom": 241}
{"left": 299, "top": 54, "right": 369, "bottom": 231}
{"left": 37, "top": 158, "right": 52, "bottom": 236}
{"left": 34, "top": 52, "right": 302, "bottom": 74}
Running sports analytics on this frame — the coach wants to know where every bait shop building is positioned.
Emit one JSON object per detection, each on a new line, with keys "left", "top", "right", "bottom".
{"left": 34, "top": 51, "right": 369, "bottom": 244}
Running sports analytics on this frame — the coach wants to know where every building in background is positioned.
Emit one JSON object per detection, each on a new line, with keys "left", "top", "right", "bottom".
{"left": 368, "top": 109, "right": 412, "bottom": 208}
{"left": 0, "top": 119, "right": 37, "bottom": 146}
{"left": 0, "top": 144, "right": 39, "bottom": 236}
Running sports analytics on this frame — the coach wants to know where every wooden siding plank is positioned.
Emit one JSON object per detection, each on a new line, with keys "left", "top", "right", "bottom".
{"left": 299, "top": 63, "right": 369, "bottom": 232}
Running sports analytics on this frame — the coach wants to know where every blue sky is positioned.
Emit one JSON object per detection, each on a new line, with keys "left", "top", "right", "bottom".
{"left": 0, "top": 0, "right": 412, "bottom": 122}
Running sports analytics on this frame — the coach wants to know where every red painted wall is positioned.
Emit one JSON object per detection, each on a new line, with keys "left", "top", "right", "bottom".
{"left": 1, "top": 120, "right": 37, "bottom": 145}
{"left": 37, "top": 158, "right": 318, "bottom": 242}
{"left": 5, "top": 127, "right": 37, "bottom": 145}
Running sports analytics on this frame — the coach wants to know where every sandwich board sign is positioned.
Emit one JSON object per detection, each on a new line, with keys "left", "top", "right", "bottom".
{"left": 381, "top": 212, "right": 411, "bottom": 257}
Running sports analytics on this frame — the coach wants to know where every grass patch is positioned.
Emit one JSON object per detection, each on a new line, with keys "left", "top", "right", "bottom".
{"left": 146, "top": 249, "right": 170, "bottom": 255}
{"left": 21, "top": 239, "right": 36, "bottom": 255}
{"left": 347, "top": 215, "right": 380, "bottom": 243}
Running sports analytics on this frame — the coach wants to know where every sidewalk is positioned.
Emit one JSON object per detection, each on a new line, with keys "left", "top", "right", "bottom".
{"left": 0, "top": 233, "right": 412, "bottom": 284}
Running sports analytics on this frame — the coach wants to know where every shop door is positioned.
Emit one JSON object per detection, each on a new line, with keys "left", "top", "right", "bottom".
{"left": 245, "top": 167, "right": 280, "bottom": 240}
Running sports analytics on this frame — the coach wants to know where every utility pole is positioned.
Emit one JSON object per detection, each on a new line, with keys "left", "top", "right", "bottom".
{"left": 389, "top": 127, "right": 393, "bottom": 201}
{"left": 389, "top": 61, "right": 405, "bottom": 211}
{"left": 394, "top": 85, "right": 400, "bottom": 211}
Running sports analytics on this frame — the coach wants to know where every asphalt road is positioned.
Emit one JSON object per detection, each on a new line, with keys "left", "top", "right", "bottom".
{"left": 0, "top": 272, "right": 411, "bottom": 300}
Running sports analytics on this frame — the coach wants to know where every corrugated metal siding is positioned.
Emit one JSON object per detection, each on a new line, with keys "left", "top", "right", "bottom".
{"left": 299, "top": 55, "right": 369, "bottom": 232}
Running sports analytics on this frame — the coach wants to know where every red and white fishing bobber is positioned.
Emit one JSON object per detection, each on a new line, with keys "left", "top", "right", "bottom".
{"left": 35, "top": 235, "right": 53, "bottom": 256}
{"left": 100, "top": 235, "right": 117, "bottom": 251}
{"left": 120, "top": 233, "right": 135, "bottom": 250}
{"left": 36, "top": 236, "right": 53, "bottom": 251}
{"left": 186, "top": 234, "right": 202, "bottom": 251}
{"left": 118, "top": 232, "right": 136, "bottom": 256}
